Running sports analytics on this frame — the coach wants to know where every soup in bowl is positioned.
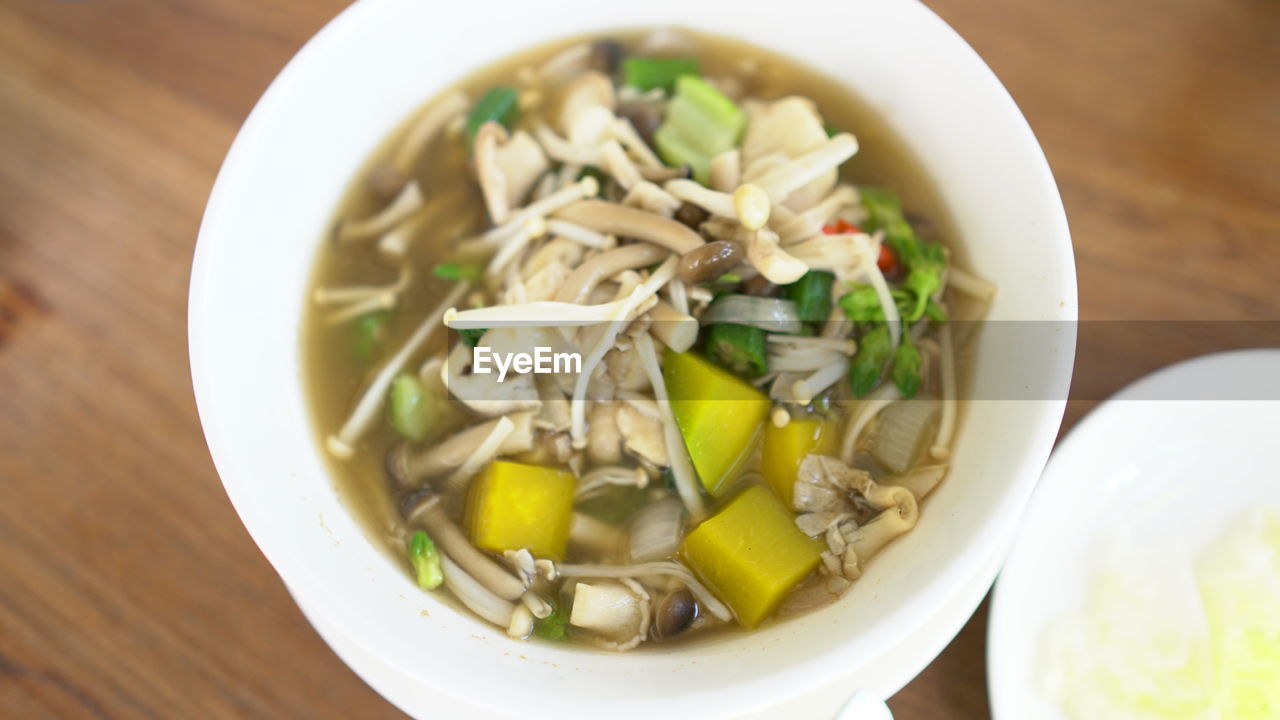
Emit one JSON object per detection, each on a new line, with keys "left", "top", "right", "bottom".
{"left": 190, "top": 0, "right": 1075, "bottom": 715}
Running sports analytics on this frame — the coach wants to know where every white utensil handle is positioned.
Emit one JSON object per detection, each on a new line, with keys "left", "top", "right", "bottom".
{"left": 837, "top": 690, "right": 893, "bottom": 720}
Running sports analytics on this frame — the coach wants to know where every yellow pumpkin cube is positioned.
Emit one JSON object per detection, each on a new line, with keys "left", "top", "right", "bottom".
{"left": 663, "top": 349, "right": 770, "bottom": 495}
{"left": 466, "top": 461, "right": 575, "bottom": 560}
{"left": 762, "top": 418, "right": 837, "bottom": 507}
{"left": 682, "top": 485, "right": 823, "bottom": 627}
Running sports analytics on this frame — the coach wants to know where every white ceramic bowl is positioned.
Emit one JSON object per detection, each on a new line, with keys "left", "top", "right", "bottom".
{"left": 189, "top": 0, "right": 1076, "bottom": 716}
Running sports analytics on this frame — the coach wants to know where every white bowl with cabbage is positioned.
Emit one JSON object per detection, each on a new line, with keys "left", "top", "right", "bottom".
{"left": 188, "top": 0, "right": 1076, "bottom": 715}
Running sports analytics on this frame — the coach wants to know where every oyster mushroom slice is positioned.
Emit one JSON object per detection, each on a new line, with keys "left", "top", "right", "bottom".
{"left": 615, "top": 401, "right": 668, "bottom": 467}
{"left": 569, "top": 579, "right": 651, "bottom": 651}
{"left": 388, "top": 410, "right": 536, "bottom": 487}
{"left": 553, "top": 200, "right": 703, "bottom": 254}
{"left": 442, "top": 329, "right": 542, "bottom": 417}
{"left": 555, "top": 561, "right": 731, "bottom": 623}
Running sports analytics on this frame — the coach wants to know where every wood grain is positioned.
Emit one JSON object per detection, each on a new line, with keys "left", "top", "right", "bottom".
{"left": 1, "top": 1, "right": 1276, "bottom": 718}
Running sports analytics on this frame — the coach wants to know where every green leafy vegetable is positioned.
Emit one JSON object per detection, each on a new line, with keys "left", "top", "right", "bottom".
{"left": 352, "top": 311, "right": 390, "bottom": 361}
{"left": 655, "top": 76, "right": 745, "bottom": 184}
{"left": 389, "top": 373, "right": 436, "bottom": 442}
{"left": 784, "top": 270, "right": 835, "bottom": 323}
{"left": 622, "top": 57, "right": 700, "bottom": 92}
{"left": 705, "top": 323, "right": 768, "bottom": 378}
{"left": 891, "top": 338, "right": 922, "bottom": 398}
{"left": 459, "top": 328, "right": 487, "bottom": 347}
{"left": 465, "top": 86, "right": 519, "bottom": 147}
{"left": 923, "top": 298, "right": 949, "bottom": 323}
{"left": 839, "top": 283, "right": 884, "bottom": 323}
{"left": 849, "top": 325, "right": 891, "bottom": 397}
{"left": 857, "top": 186, "right": 949, "bottom": 322}
{"left": 901, "top": 242, "right": 946, "bottom": 322}
{"left": 432, "top": 261, "right": 481, "bottom": 281}
{"left": 533, "top": 600, "right": 570, "bottom": 640}
{"left": 407, "top": 530, "right": 443, "bottom": 590}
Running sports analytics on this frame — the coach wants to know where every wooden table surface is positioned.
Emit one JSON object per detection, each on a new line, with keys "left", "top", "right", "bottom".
{"left": 1, "top": 0, "right": 1277, "bottom": 717}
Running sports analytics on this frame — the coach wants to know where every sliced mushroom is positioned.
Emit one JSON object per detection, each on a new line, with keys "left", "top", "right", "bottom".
{"left": 569, "top": 580, "right": 651, "bottom": 651}
{"left": 750, "top": 134, "right": 859, "bottom": 211}
{"left": 621, "top": 181, "right": 681, "bottom": 218}
{"left": 403, "top": 491, "right": 527, "bottom": 600}
{"left": 554, "top": 200, "right": 703, "bottom": 254}
{"left": 554, "top": 242, "right": 669, "bottom": 304}
{"left": 557, "top": 70, "right": 616, "bottom": 136}
{"left": 646, "top": 300, "right": 698, "bottom": 353}
{"left": 616, "top": 401, "right": 668, "bottom": 467}
{"left": 677, "top": 239, "right": 742, "bottom": 285}
{"left": 604, "top": 346, "right": 650, "bottom": 392}
{"left": 554, "top": 560, "right": 731, "bottom": 622}
{"left": 533, "top": 374, "right": 572, "bottom": 432}
{"left": 586, "top": 402, "right": 623, "bottom": 465}
{"left": 496, "top": 130, "right": 550, "bottom": 209}
{"left": 387, "top": 410, "right": 537, "bottom": 486}
{"left": 709, "top": 149, "right": 741, "bottom": 193}
{"left": 569, "top": 512, "right": 627, "bottom": 560}
{"left": 651, "top": 587, "right": 698, "bottom": 641}
{"left": 440, "top": 554, "right": 516, "bottom": 627}
{"left": 443, "top": 330, "right": 541, "bottom": 416}
{"left": 336, "top": 181, "right": 425, "bottom": 244}
{"left": 628, "top": 495, "right": 684, "bottom": 563}
{"left": 741, "top": 97, "right": 839, "bottom": 211}
{"left": 473, "top": 122, "right": 513, "bottom": 223}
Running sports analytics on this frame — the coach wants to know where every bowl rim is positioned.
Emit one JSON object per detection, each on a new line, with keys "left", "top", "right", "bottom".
{"left": 190, "top": 0, "right": 1078, "bottom": 712}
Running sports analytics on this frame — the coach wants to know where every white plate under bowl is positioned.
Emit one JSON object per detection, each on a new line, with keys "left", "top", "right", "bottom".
{"left": 987, "top": 349, "right": 1280, "bottom": 719}
{"left": 296, "top": 520, "right": 1012, "bottom": 720}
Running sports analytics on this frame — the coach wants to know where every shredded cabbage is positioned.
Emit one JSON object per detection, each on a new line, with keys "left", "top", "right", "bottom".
{"left": 1040, "top": 510, "right": 1280, "bottom": 720}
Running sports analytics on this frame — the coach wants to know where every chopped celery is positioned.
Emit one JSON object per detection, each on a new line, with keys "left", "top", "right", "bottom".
{"left": 389, "top": 373, "right": 436, "bottom": 442}
{"left": 665, "top": 93, "right": 739, "bottom": 159}
{"left": 705, "top": 323, "right": 768, "bottom": 378}
{"left": 407, "top": 530, "right": 443, "bottom": 590}
{"left": 674, "top": 76, "right": 743, "bottom": 133}
{"left": 352, "top": 310, "right": 390, "bottom": 361}
{"left": 622, "top": 57, "right": 699, "bottom": 92}
{"left": 654, "top": 123, "right": 711, "bottom": 184}
{"left": 432, "top": 261, "right": 481, "bottom": 281}
{"left": 465, "top": 86, "right": 519, "bottom": 146}
{"left": 784, "top": 271, "right": 835, "bottom": 323}
{"left": 654, "top": 76, "right": 744, "bottom": 184}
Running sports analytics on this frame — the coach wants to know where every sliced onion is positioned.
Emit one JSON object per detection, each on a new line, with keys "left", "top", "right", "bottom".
{"left": 701, "top": 294, "right": 803, "bottom": 334}
{"left": 628, "top": 497, "right": 685, "bottom": 563}
{"left": 871, "top": 397, "right": 940, "bottom": 473}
